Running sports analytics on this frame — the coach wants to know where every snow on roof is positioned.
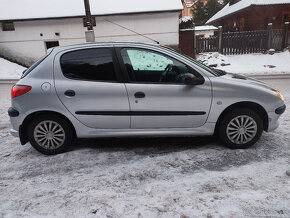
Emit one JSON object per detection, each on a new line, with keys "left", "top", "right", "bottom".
{"left": 206, "top": 0, "right": 290, "bottom": 24}
{"left": 0, "top": 0, "right": 183, "bottom": 21}
{"left": 180, "top": 25, "right": 218, "bottom": 31}
{"left": 195, "top": 25, "right": 218, "bottom": 31}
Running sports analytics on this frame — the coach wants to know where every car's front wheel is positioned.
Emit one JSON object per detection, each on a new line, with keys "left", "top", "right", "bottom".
{"left": 27, "top": 114, "right": 73, "bottom": 155}
{"left": 219, "top": 109, "right": 263, "bottom": 149}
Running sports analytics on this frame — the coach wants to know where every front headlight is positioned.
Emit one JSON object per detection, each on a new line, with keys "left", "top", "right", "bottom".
{"left": 272, "top": 90, "right": 284, "bottom": 101}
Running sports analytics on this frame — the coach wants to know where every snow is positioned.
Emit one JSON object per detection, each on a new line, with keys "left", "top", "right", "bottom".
{"left": 181, "top": 25, "right": 218, "bottom": 31}
{"left": 179, "top": 16, "right": 193, "bottom": 23}
{"left": 195, "top": 25, "right": 218, "bottom": 31}
{"left": 197, "top": 51, "right": 290, "bottom": 75}
{"left": 207, "top": 0, "right": 290, "bottom": 24}
{"left": 0, "top": 0, "right": 183, "bottom": 21}
{"left": 0, "top": 77, "right": 290, "bottom": 217}
{"left": 0, "top": 58, "right": 26, "bottom": 79}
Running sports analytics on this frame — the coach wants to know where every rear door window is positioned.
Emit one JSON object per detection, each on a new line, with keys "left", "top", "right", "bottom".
{"left": 60, "top": 48, "right": 117, "bottom": 82}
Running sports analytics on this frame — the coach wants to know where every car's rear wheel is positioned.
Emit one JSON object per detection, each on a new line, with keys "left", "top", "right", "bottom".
{"left": 219, "top": 109, "right": 263, "bottom": 149}
{"left": 27, "top": 114, "right": 73, "bottom": 155}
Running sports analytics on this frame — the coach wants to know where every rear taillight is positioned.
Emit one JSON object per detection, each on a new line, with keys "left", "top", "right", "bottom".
{"left": 11, "top": 85, "right": 32, "bottom": 99}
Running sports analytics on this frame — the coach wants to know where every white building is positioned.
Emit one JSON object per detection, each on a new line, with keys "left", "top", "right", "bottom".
{"left": 0, "top": 0, "right": 183, "bottom": 66}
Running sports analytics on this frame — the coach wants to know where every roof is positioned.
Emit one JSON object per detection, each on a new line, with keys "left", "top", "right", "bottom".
{"left": 180, "top": 25, "right": 218, "bottom": 31}
{"left": 206, "top": 0, "right": 290, "bottom": 24}
{"left": 49, "top": 41, "right": 166, "bottom": 54}
{"left": 0, "top": 0, "right": 183, "bottom": 21}
{"left": 195, "top": 25, "right": 218, "bottom": 31}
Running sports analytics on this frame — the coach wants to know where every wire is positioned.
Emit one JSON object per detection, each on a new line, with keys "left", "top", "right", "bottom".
{"left": 102, "top": 18, "right": 160, "bottom": 45}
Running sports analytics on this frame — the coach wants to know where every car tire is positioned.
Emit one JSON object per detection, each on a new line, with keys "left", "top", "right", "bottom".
{"left": 219, "top": 108, "right": 263, "bottom": 149}
{"left": 27, "top": 114, "right": 73, "bottom": 155}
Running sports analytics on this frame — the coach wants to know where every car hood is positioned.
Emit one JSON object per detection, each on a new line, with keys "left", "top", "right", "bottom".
{"left": 219, "top": 73, "right": 274, "bottom": 90}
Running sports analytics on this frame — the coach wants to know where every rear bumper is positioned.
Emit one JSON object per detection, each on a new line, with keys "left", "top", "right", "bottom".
{"left": 8, "top": 107, "right": 19, "bottom": 117}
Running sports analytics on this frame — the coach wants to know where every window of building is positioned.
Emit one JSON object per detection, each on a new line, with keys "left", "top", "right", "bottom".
{"left": 60, "top": 48, "right": 117, "bottom": 82}
{"left": 45, "top": 41, "right": 59, "bottom": 50}
{"left": 83, "top": 17, "right": 96, "bottom": 27}
{"left": 2, "top": 22, "right": 15, "bottom": 31}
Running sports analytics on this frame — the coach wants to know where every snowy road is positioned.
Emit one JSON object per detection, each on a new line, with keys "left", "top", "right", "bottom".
{"left": 0, "top": 79, "right": 289, "bottom": 217}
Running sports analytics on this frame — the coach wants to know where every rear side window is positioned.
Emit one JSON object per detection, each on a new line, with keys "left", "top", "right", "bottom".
{"left": 21, "top": 51, "right": 51, "bottom": 79}
{"left": 60, "top": 48, "right": 117, "bottom": 82}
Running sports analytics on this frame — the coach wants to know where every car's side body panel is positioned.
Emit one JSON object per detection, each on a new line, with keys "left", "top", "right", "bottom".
{"left": 207, "top": 75, "right": 284, "bottom": 124}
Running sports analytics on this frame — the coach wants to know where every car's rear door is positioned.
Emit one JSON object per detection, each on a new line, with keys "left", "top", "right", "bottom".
{"left": 54, "top": 46, "right": 130, "bottom": 129}
{"left": 117, "top": 46, "right": 212, "bottom": 129}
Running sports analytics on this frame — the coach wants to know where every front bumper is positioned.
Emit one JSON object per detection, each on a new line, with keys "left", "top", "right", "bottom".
{"left": 267, "top": 104, "right": 286, "bottom": 132}
{"left": 275, "top": 104, "right": 286, "bottom": 115}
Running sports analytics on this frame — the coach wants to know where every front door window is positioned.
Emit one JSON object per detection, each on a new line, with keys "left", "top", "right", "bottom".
{"left": 121, "top": 48, "right": 199, "bottom": 84}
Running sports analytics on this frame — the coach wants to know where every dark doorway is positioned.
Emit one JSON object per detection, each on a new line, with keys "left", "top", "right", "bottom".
{"left": 45, "top": 41, "right": 59, "bottom": 49}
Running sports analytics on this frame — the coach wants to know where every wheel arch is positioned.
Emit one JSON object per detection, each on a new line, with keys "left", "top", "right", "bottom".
{"left": 19, "top": 110, "right": 76, "bottom": 145}
{"left": 214, "top": 101, "right": 269, "bottom": 135}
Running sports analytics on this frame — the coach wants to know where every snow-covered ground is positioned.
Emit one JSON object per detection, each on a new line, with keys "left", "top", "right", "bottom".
{"left": 0, "top": 58, "right": 26, "bottom": 79}
{"left": 197, "top": 51, "right": 290, "bottom": 75}
{"left": 0, "top": 78, "right": 289, "bottom": 217}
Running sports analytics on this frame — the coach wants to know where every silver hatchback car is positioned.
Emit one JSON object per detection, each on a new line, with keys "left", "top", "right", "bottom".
{"left": 9, "top": 42, "right": 285, "bottom": 155}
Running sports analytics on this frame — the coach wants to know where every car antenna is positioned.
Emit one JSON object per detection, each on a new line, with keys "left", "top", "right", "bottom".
{"left": 102, "top": 18, "right": 160, "bottom": 45}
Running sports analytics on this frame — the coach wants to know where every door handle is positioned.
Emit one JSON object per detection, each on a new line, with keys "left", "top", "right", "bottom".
{"left": 134, "top": 91, "right": 145, "bottom": 98}
{"left": 64, "top": 90, "right": 75, "bottom": 97}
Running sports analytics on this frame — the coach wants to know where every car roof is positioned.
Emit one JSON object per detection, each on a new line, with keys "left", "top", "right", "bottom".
{"left": 50, "top": 41, "right": 162, "bottom": 53}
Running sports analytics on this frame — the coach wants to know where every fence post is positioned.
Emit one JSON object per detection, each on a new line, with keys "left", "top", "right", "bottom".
{"left": 283, "top": 22, "right": 289, "bottom": 49}
{"left": 267, "top": 23, "right": 273, "bottom": 50}
{"left": 218, "top": 26, "right": 223, "bottom": 53}
{"left": 193, "top": 24, "right": 196, "bottom": 58}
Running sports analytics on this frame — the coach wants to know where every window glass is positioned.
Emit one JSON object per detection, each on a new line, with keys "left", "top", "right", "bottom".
{"left": 60, "top": 48, "right": 117, "bottom": 82}
{"left": 121, "top": 48, "right": 199, "bottom": 83}
{"left": 166, "top": 47, "right": 219, "bottom": 76}
{"left": 2, "top": 22, "right": 15, "bottom": 31}
{"left": 21, "top": 50, "right": 53, "bottom": 78}
{"left": 45, "top": 41, "right": 59, "bottom": 49}
{"left": 127, "top": 49, "right": 173, "bottom": 71}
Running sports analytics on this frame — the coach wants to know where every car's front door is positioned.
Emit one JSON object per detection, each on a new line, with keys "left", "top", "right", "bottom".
{"left": 54, "top": 47, "right": 130, "bottom": 129}
{"left": 118, "top": 47, "right": 212, "bottom": 129}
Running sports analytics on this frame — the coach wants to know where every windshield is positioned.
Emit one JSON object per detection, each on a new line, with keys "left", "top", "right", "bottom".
{"left": 163, "top": 47, "right": 222, "bottom": 76}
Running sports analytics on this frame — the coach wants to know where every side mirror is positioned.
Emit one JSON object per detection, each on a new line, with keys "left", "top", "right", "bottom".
{"left": 183, "top": 74, "right": 204, "bottom": 85}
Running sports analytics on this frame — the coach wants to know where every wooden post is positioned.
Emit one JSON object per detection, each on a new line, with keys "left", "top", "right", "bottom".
{"left": 193, "top": 24, "right": 196, "bottom": 58}
{"left": 84, "top": 0, "right": 95, "bottom": 42}
{"left": 283, "top": 22, "right": 289, "bottom": 49}
{"left": 267, "top": 23, "right": 273, "bottom": 50}
{"left": 218, "top": 26, "right": 223, "bottom": 53}
{"left": 179, "top": 29, "right": 195, "bottom": 58}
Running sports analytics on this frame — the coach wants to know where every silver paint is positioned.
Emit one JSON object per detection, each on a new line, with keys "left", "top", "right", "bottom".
{"left": 9, "top": 42, "right": 284, "bottom": 144}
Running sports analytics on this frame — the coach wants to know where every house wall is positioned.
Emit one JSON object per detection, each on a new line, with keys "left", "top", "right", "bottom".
{"left": 211, "top": 5, "right": 290, "bottom": 32}
{"left": 0, "top": 12, "right": 180, "bottom": 66}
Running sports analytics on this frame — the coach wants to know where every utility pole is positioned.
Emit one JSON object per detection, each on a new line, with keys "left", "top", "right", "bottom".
{"left": 84, "top": 0, "right": 95, "bottom": 42}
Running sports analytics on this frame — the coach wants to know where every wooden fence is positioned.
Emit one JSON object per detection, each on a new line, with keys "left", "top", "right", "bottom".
{"left": 195, "top": 22, "right": 289, "bottom": 55}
